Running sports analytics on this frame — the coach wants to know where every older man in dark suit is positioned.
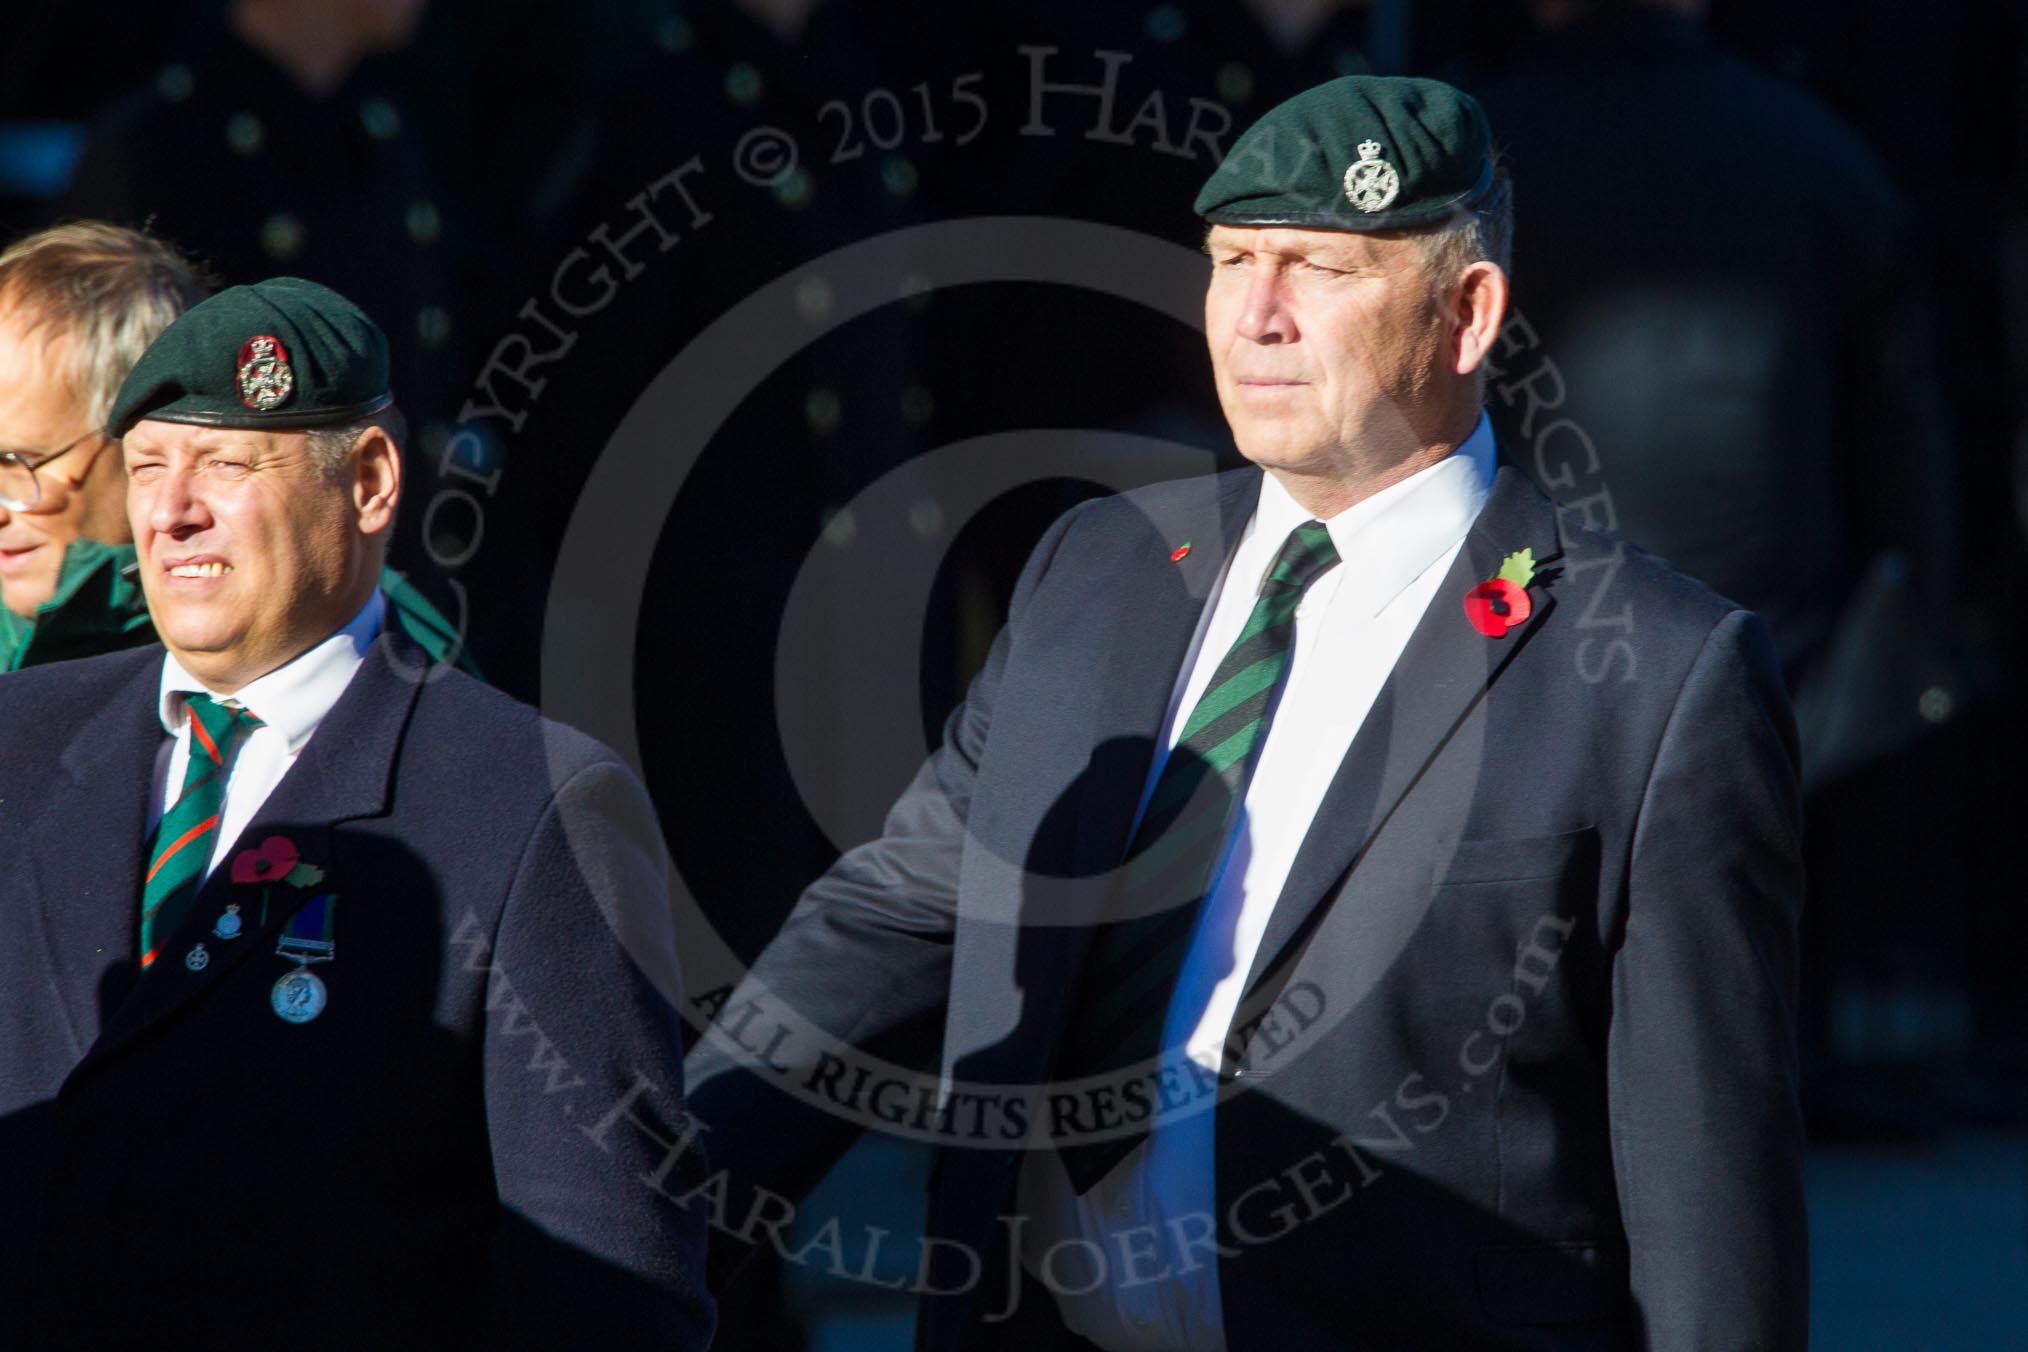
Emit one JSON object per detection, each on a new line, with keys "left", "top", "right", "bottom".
{"left": 0, "top": 278, "right": 712, "bottom": 1350}
{"left": 685, "top": 74, "right": 1807, "bottom": 1351}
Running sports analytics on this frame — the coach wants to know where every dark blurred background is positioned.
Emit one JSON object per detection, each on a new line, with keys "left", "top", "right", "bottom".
{"left": 5, "top": 0, "right": 2023, "bottom": 1344}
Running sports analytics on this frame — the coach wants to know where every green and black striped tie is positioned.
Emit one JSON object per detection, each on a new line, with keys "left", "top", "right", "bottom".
{"left": 138, "top": 693, "right": 261, "bottom": 970}
{"left": 1055, "top": 520, "right": 1340, "bottom": 1191}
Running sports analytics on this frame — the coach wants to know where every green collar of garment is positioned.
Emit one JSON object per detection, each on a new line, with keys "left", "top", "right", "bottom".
{"left": 0, "top": 540, "right": 478, "bottom": 677}
{"left": 0, "top": 539, "right": 155, "bottom": 672}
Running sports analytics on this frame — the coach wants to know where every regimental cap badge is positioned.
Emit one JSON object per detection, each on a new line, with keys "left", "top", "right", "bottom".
{"left": 236, "top": 333, "right": 296, "bottom": 411}
{"left": 1343, "top": 138, "right": 1401, "bottom": 214}
{"left": 1197, "top": 76, "right": 1496, "bottom": 232}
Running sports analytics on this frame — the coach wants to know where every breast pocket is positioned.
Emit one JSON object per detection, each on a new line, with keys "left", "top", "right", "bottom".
{"left": 1432, "top": 827, "right": 1598, "bottom": 888}
{"left": 1426, "top": 827, "right": 1607, "bottom": 1092}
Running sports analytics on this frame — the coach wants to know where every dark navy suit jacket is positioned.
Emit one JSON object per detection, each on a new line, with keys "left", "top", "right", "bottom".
{"left": 689, "top": 464, "right": 1808, "bottom": 1350}
{"left": 0, "top": 627, "right": 712, "bottom": 1350}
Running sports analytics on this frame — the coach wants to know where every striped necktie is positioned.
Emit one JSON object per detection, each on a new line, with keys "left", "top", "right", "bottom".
{"left": 1055, "top": 520, "right": 1341, "bottom": 1192}
{"left": 139, "top": 693, "right": 262, "bottom": 970}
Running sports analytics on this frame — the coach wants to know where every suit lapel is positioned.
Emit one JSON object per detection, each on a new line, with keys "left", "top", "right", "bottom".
{"left": 981, "top": 472, "right": 1259, "bottom": 1089}
{"left": 1064, "top": 469, "right": 1261, "bottom": 883}
{"left": 1236, "top": 466, "right": 1566, "bottom": 1005}
{"left": 78, "top": 632, "right": 424, "bottom": 1072}
{"left": 21, "top": 651, "right": 163, "bottom": 1056}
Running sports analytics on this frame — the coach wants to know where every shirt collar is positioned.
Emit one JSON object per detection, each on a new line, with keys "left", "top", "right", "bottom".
{"left": 158, "top": 590, "right": 386, "bottom": 751}
{"left": 1253, "top": 413, "right": 1496, "bottom": 616}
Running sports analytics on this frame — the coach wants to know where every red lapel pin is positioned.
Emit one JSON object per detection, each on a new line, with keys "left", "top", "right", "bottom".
{"left": 1170, "top": 542, "right": 1193, "bottom": 562}
{"left": 1464, "top": 548, "right": 1536, "bottom": 637}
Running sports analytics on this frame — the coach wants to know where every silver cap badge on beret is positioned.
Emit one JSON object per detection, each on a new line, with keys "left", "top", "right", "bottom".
{"left": 1343, "top": 139, "right": 1401, "bottom": 213}
{"left": 236, "top": 334, "right": 296, "bottom": 411}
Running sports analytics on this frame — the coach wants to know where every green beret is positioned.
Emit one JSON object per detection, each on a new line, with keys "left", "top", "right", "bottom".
{"left": 1195, "top": 75, "right": 1495, "bottom": 232}
{"left": 108, "top": 276, "right": 392, "bottom": 438}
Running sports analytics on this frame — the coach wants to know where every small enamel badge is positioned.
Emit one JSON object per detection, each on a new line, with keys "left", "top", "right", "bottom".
{"left": 236, "top": 334, "right": 295, "bottom": 411}
{"left": 1343, "top": 139, "right": 1401, "bottom": 214}
{"left": 213, "top": 904, "right": 243, "bottom": 940}
{"left": 1464, "top": 548, "right": 1536, "bottom": 637}
{"left": 1170, "top": 542, "right": 1193, "bottom": 562}
{"left": 184, "top": 943, "right": 210, "bottom": 971}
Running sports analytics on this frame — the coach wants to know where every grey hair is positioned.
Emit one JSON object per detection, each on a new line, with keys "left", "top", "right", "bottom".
{"left": 304, "top": 404, "right": 407, "bottom": 474}
{"left": 0, "top": 221, "right": 210, "bottom": 430}
{"left": 1411, "top": 158, "right": 1514, "bottom": 286}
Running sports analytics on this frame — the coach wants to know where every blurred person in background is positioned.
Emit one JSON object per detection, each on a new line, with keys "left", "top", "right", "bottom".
{"left": 0, "top": 222, "right": 201, "bottom": 667}
{"left": 0, "top": 220, "right": 471, "bottom": 672}
{"left": 56, "top": 0, "right": 465, "bottom": 545}
{"left": 1474, "top": 0, "right": 1961, "bottom": 1131}
{"left": 1477, "top": 0, "right": 1954, "bottom": 746}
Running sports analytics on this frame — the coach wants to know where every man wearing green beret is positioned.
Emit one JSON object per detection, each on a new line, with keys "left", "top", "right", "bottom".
{"left": 688, "top": 75, "right": 1805, "bottom": 1349}
{"left": 0, "top": 221, "right": 471, "bottom": 674}
{"left": 0, "top": 277, "right": 712, "bottom": 1348}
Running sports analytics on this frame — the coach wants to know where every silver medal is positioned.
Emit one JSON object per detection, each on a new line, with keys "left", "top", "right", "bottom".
{"left": 271, "top": 967, "right": 327, "bottom": 1023}
{"left": 184, "top": 943, "right": 210, "bottom": 971}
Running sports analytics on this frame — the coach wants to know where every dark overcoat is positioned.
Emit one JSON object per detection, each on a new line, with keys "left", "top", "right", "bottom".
{"left": 0, "top": 628, "right": 712, "bottom": 1350}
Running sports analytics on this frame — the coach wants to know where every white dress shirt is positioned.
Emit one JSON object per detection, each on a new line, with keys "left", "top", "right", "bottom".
{"left": 151, "top": 591, "right": 386, "bottom": 878}
{"left": 1018, "top": 418, "right": 1496, "bottom": 1350}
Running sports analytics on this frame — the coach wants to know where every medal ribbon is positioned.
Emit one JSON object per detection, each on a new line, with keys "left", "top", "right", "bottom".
{"left": 276, "top": 894, "right": 337, "bottom": 964}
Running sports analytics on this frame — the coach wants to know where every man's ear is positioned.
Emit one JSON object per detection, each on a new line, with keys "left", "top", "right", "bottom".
{"left": 1451, "top": 260, "right": 1510, "bottom": 378}
{"left": 351, "top": 425, "right": 401, "bottom": 536}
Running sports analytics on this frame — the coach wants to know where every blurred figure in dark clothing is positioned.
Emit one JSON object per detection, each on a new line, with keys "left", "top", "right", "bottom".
{"left": 480, "top": 0, "right": 949, "bottom": 978}
{"left": 492, "top": 10, "right": 948, "bottom": 1346}
{"left": 1476, "top": 0, "right": 1965, "bottom": 1133}
{"left": 1709, "top": 0, "right": 2022, "bottom": 618}
{"left": 1476, "top": 0, "right": 1953, "bottom": 765}
{"left": 56, "top": 0, "right": 463, "bottom": 497}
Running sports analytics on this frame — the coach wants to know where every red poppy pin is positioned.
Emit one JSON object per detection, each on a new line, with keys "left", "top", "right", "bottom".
{"left": 231, "top": 835, "right": 325, "bottom": 888}
{"left": 1463, "top": 548, "right": 1537, "bottom": 637}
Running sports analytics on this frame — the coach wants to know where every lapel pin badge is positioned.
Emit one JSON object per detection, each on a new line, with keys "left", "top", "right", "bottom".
{"left": 1170, "top": 542, "right": 1193, "bottom": 562}
{"left": 1464, "top": 548, "right": 1536, "bottom": 637}
{"left": 184, "top": 943, "right": 210, "bottom": 972}
{"left": 212, "top": 903, "right": 243, "bottom": 940}
{"left": 232, "top": 834, "right": 304, "bottom": 885}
